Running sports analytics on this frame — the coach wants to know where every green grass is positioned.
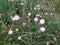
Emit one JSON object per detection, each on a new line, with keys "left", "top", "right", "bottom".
{"left": 0, "top": 0, "right": 60, "bottom": 45}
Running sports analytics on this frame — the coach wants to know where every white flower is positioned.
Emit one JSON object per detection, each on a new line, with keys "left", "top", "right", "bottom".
{"left": 53, "top": 37, "right": 57, "bottom": 41}
{"left": 40, "top": 15, "right": 42, "bottom": 18}
{"left": 23, "top": 22, "right": 26, "bottom": 26}
{"left": 45, "top": 13, "right": 48, "bottom": 15}
{"left": 23, "top": 22, "right": 27, "bottom": 27}
{"left": 28, "top": 13, "right": 31, "bottom": 16}
{"left": 39, "top": 19, "right": 45, "bottom": 24}
{"left": 37, "top": 5, "right": 40, "bottom": 7}
{"left": 18, "top": 36, "right": 21, "bottom": 40}
{"left": 16, "top": 28, "right": 19, "bottom": 31}
{"left": 53, "top": 7, "right": 55, "bottom": 10}
{"left": 34, "top": 18, "right": 38, "bottom": 22}
{"left": 34, "top": 7, "right": 37, "bottom": 10}
{"left": 8, "top": 0, "right": 14, "bottom": 2}
{"left": 36, "top": 14, "right": 40, "bottom": 17}
{"left": 8, "top": 29, "right": 13, "bottom": 35}
{"left": 39, "top": 27, "right": 45, "bottom": 32}
{"left": 11, "top": 15, "right": 20, "bottom": 21}
{"left": 50, "top": 13, "right": 53, "bottom": 15}
{"left": 21, "top": 2, "right": 24, "bottom": 5}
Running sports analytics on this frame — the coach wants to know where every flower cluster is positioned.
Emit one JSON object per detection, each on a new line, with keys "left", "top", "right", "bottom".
{"left": 11, "top": 14, "right": 20, "bottom": 21}
{"left": 39, "top": 18, "right": 45, "bottom": 32}
{"left": 34, "top": 14, "right": 45, "bottom": 32}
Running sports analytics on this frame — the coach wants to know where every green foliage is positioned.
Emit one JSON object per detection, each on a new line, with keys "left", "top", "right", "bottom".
{"left": 0, "top": 0, "right": 60, "bottom": 45}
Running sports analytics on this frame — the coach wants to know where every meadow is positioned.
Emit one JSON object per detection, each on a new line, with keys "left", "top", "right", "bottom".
{"left": 0, "top": 0, "right": 60, "bottom": 45}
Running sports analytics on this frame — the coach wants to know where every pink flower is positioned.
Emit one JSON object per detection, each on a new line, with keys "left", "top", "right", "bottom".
{"left": 39, "top": 27, "right": 45, "bottom": 32}
{"left": 11, "top": 16, "right": 16, "bottom": 21}
{"left": 34, "top": 18, "right": 38, "bottom": 22}
{"left": 39, "top": 19, "right": 45, "bottom": 25}
{"left": 11, "top": 15, "right": 20, "bottom": 21}
{"left": 14, "top": 15, "right": 20, "bottom": 20}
